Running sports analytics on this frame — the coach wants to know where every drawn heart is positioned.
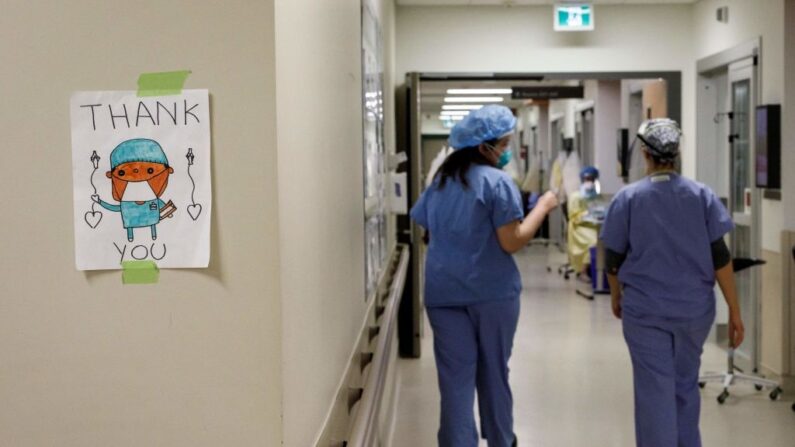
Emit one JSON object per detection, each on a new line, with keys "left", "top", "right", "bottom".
{"left": 84, "top": 211, "right": 103, "bottom": 228}
{"left": 187, "top": 204, "right": 203, "bottom": 221}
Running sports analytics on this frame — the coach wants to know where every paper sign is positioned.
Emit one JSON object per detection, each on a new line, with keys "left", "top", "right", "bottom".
{"left": 389, "top": 172, "right": 408, "bottom": 215}
{"left": 70, "top": 90, "right": 212, "bottom": 270}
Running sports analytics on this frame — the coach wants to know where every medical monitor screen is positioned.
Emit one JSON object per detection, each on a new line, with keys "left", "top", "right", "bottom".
{"left": 554, "top": 4, "right": 594, "bottom": 32}
{"left": 755, "top": 104, "right": 781, "bottom": 189}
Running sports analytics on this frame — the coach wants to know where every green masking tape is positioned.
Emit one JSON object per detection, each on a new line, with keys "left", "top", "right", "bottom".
{"left": 122, "top": 260, "right": 160, "bottom": 285}
{"left": 137, "top": 70, "right": 191, "bottom": 97}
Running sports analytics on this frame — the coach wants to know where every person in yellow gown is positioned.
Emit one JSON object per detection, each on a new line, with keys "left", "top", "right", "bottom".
{"left": 567, "top": 166, "right": 601, "bottom": 279}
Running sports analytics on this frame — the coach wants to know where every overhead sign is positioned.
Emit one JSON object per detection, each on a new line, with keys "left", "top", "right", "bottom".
{"left": 554, "top": 4, "right": 594, "bottom": 32}
{"left": 511, "top": 86, "right": 585, "bottom": 100}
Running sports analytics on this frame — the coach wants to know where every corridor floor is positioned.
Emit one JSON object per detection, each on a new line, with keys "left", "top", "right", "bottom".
{"left": 392, "top": 246, "right": 795, "bottom": 446}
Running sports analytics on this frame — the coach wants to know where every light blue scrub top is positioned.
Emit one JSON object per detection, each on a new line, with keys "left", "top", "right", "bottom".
{"left": 600, "top": 173, "right": 734, "bottom": 321}
{"left": 99, "top": 199, "right": 165, "bottom": 228}
{"left": 410, "top": 165, "right": 524, "bottom": 308}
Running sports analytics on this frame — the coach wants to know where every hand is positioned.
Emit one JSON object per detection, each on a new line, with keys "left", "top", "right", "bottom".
{"left": 91, "top": 194, "right": 100, "bottom": 203}
{"left": 611, "top": 295, "right": 622, "bottom": 319}
{"left": 538, "top": 191, "right": 560, "bottom": 213}
{"left": 729, "top": 311, "right": 745, "bottom": 348}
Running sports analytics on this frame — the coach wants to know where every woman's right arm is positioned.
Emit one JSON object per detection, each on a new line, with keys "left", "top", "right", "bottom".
{"left": 496, "top": 191, "right": 559, "bottom": 254}
{"left": 715, "top": 261, "right": 745, "bottom": 348}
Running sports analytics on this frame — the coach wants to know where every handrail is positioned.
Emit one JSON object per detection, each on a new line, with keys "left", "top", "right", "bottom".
{"left": 347, "top": 245, "right": 410, "bottom": 446}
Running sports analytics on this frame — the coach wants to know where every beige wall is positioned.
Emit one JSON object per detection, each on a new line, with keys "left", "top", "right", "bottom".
{"left": 0, "top": 1, "right": 282, "bottom": 446}
{"left": 784, "top": 0, "right": 795, "bottom": 230}
{"left": 275, "top": 0, "right": 397, "bottom": 445}
{"left": 642, "top": 80, "right": 668, "bottom": 120}
{"left": 761, "top": 250, "right": 784, "bottom": 374}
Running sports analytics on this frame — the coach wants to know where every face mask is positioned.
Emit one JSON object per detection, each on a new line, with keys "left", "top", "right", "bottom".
{"left": 496, "top": 150, "right": 512, "bottom": 169}
{"left": 580, "top": 181, "right": 597, "bottom": 199}
{"left": 121, "top": 181, "right": 157, "bottom": 201}
{"left": 486, "top": 143, "right": 512, "bottom": 169}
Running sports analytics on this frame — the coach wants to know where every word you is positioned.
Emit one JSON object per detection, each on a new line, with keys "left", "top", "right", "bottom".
{"left": 114, "top": 242, "right": 167, "bottom": 263}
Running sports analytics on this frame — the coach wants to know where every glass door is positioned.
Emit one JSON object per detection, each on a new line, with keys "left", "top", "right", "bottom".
{"left": 727, "top": 58, "right": 760, "bottom": 372}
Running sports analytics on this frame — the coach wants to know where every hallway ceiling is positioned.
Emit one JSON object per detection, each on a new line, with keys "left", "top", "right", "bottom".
{"left": 420, "top": 79, "right": 582, "bottom": 117}
{"left": 398, "top": 1, "right": 697, "bottom": 5}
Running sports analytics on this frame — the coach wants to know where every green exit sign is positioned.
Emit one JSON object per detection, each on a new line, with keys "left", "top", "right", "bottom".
{"left": 554, "top": 4, "right": 594, "bottom": 32}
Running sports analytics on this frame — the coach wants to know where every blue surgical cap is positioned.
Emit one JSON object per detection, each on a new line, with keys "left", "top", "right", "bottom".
{"left": 580, "top": 166, "right": 599, "bottom": 180}
{"left": 448, "top": 105, "right": 517, "bottom": 150}
{"left": 110, "top": 138, "right": 169, "bottom": 169}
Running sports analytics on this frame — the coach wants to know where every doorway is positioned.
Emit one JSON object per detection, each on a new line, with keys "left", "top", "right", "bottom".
{"left": 697, "top": 42, "right": 762, "bottom": 373}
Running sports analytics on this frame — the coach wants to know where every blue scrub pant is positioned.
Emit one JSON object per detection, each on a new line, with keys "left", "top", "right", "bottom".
{"left": 623, "top": 314, "right": 713, "bottom": 447}
{"left": 426, "top": 299, "right": 520, "bottom": 447}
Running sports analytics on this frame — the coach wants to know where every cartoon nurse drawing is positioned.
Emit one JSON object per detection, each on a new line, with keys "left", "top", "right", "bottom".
{"left": 92, "top": 138, "right": 176, "bottom": 242}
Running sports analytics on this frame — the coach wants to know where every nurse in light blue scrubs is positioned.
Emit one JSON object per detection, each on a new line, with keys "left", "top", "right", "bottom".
{"left": 410, "top": 105, "right": 558, "bottom": 447}
{"left": 600, "top": 119, "right": 746, "bottom": 447}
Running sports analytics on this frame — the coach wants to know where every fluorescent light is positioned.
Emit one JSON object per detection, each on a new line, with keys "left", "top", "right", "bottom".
{"left": 442, "top": 105, "right": 483, "bottom": 111}
{"left": 447, "top": 88, "right": 512, "bottom": 95}
{"left": 439, "top": 115, "right": 465, "bottom": 121}
{"left": 444, "top": 96, "right": 504, "bottom": 103}
{"left": 440, "top": 110, "right": 470, "bottom": 116}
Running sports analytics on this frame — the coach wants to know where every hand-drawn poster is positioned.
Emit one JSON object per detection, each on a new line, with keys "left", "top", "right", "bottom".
{"left": 70, "top": 90, "right": 211, "bottom": 270}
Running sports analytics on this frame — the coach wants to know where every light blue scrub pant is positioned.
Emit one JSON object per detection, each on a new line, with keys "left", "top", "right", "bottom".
{"left": 426, "top": 298, "right": 520, "bottom": 447}
{"left": 623, "top": 313, "right": 714, "bottom": 447}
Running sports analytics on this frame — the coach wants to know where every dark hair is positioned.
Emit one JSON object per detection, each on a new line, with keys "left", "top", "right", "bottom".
{"left": 435, "top": 142, "right": 495, "bottom": 189}
{"left": 646, "top": 148, "right": 678, "bottom": 168}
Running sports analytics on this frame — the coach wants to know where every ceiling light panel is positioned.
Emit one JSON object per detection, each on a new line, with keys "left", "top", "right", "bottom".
{"left": 442, "top": 105, "right": 484, "bottom": 110}
{"left": 447, "top": 88, "right": 513, "bottom": 95}
{"left": 444, "top": 96, "right": 504, "bottom": 103}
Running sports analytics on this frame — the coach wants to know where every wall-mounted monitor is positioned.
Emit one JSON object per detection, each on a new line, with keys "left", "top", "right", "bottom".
{"left": 554, "top": 4, "right": 594, "bottom": 32}
{"left": 755, "top": 104, "right": 781, "bottom": 189}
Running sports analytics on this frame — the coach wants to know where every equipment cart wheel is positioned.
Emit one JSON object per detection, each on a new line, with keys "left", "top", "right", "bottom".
{"left": 769, "top": 387, "right": 782, "bottom": 401}
{"left": 791, "top": 402, "right": 794, "bottom": 412}
{"left": 717, "top": 390, "right": 729, "bottom": 404}
{"left": 755, "top": 384, "right": 764, "bottom": 391}
{"left": 698, "top": 382, "right": 706, "bottom": 389}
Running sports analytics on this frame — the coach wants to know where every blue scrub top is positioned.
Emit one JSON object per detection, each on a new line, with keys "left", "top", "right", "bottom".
{"left": 410, "top": 165, "right": 524, "bottom": 308}
{"left": 99, "top": 198, "right": 165, "bottom": 228}
{"left": 600, "top": 173, "right": 734, "bottom": 321}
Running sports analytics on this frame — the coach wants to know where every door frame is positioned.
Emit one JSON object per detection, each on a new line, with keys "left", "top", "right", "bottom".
{"left": 696, "top": 38, "right": 763, "bottom": 369}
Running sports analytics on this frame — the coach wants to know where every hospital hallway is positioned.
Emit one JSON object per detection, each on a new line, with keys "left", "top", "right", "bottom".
{"left": 391, "top": 246, "right": 795, "bottom": 447}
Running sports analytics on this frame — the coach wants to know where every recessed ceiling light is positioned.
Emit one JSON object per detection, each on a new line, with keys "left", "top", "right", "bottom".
{"left": 442, "top": 105, "right": 483, "bottom": 111}
{"left": 447, "top": 88, "right": 512, "bottom": 95}
{"left": 444, "top": 96, "right": 504, "bottom": 103}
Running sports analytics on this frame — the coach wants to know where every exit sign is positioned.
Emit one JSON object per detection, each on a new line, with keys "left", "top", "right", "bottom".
{"left": 554, "top": 4, "right": 594, "bottom": 32}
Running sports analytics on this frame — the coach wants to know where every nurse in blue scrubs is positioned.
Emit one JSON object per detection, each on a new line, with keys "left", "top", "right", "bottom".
{"left": 600, "top": 119, "right": 745, "bottom": 447}
{"left": 410, "top": 105, "right": 558, "bottom": 447}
